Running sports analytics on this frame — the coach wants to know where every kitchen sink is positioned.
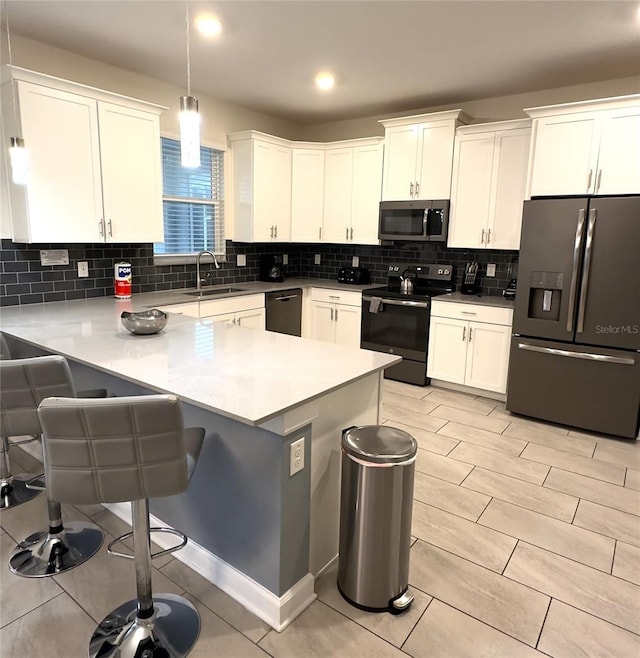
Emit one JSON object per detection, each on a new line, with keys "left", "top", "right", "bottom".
{"left": 184, "top": 287, "right": 245, "bottom": 297}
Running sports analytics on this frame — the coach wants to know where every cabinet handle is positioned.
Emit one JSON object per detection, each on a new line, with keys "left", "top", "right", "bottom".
{"left": 107, "top": 219, "right": 113, "bottom": 237}
{"left": 469, "top": 327, "right": 473, "bottom": 342}
{"left": 270, "top": 226, "right": 274, "bottom": 238}
{"left": 335, "top": 307, "right": 339, "bottom": 322}
{"left": 462, "top": 326, "right": 466, "bottom": 341}
{"left": 587, "top": 169, "right": 593, "bottom": 192}
{"left": 330, "top": 308, "right": 334, "bottom": 321}
{"left": 99, "top": 220, "right": 104, "bottom": 237}
{"left": 319, "top": 226, "right": 322, "bottom": 240}
{"left": 274, "top": 225, "right": 278, "bottom": 238}
{"left": 237, "top": 317, "right": 241, "bottom": 326}
{"left": 350, "top": 227, "right": 353, "bottom": 240}
{"left": 409, "top": 182, "right": 414, "bottom": 197}
{"left": 415, "top": 181, "right": 420, "bottom": 197}
{"left": 487, "top": 228, "right": 491, "bottom": 244}
{"left": 345, "top": 227, "right": 349, "bottom": 240}
{"left": 480, "top": 228, "right": 485, "bottom": 244}
{"left": 460, "top": 311, "right": 477, "bottom": 315}
{"left": 596, "top": 169, "right": 602, "bottom": 193}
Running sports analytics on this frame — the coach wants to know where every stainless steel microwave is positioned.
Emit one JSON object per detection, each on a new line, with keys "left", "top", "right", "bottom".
{"left": 378, "top": 200, "right": 449, "bottom": 242}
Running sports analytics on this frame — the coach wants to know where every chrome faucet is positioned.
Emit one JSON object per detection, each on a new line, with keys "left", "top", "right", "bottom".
{"left": 196, "top": 250, "right": 220, "bottom": 292}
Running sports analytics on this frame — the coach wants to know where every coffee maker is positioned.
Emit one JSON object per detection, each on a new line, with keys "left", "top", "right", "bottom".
{"left": 259, "top": 254, "right": 285, "bottom": 282}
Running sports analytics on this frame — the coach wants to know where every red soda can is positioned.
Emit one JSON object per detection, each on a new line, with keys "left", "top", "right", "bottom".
{"left": 114, "top": 262, "right": 132, "bottom": 299}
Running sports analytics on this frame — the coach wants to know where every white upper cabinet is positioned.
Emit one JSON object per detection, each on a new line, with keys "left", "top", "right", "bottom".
{"left": 351, "top": 142, "right": 384, "bottom": 244}
{"left": 98, "top": 102, "right": 163, "bottom": 243}
{"left": 322, "top": 138, "right": 383, "bottom": 245}
{"left": 2, "top": 69, "right": 165, "bottom": 244}
{"left": 526, "top": 95, "right": 640, "bottom": 197}
{"left": 323, "top": 147, "right": 354, "bottom": 243}
{"left": 596, "top": 106, "right": 640, "bottom": 195}
{"left": 380, "top": 109, "right": 470, "bottom": 201}
{"left": 448, "top": 120, "right": 531, "bottom": 250}
{"left": 231, "top": 131, "right": 382, "bottom": 245}
{"left": 291, "top": 148, "right": 325, "bottom": 242}
{"left": 230, "top": 132, "right": 292, "bottom": 243}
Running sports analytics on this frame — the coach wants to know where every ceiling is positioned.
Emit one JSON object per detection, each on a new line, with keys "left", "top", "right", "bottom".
{"left": 5, "top": 1, "right": 640, "bottom": 125}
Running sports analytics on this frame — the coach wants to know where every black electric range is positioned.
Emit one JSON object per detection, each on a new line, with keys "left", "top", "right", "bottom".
{"left": 361, "top": 263, "right": 454, "bottom": 386}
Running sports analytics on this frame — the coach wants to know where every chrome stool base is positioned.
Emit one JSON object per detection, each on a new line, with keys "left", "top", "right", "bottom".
{"left": 89, "top": 593, "right": 200, "bottom": 658}
{"left": 0, "top": 476, "right": 43, "bottom": 509}
{"left": 8, "top": 521, "right": 104, "bottom": 577}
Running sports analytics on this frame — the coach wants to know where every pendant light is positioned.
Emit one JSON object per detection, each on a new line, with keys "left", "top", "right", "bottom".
{"left": 180, "top": 3, "right": 201, "bottom": 168}
{"left": 4, "top": 2, "right": 29, "bottom": 185}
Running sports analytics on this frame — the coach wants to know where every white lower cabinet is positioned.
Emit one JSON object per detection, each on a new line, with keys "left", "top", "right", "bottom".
{"left": 427, "top": 301, "right": 513, "bottom": 394}
{"left": 309, "top": 288, "right": 362, "bottom": 348}
{"left": 157, "top": 293, "right": 265, "bottom": 329}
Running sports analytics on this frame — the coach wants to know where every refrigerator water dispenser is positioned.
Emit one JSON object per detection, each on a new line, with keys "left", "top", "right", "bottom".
{"left": 527, "top": 271, "right": 563, "bottom": 321}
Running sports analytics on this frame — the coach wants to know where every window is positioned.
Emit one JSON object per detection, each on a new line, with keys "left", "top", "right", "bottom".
{"left": 154, "top": 137, "right": 225, "bottom": 260}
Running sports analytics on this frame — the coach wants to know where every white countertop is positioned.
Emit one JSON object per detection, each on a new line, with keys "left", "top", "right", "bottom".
{"left": 0, "top": 297, "right": 398, "bottom": 426}
{"left": 434, "top": 291, "right": 515, "bottom": 309}
{"left": 136, "top": 278, "right": 373, "bottom": 309}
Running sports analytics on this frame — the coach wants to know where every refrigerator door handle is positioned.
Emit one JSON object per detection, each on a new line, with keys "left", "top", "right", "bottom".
{"left": 576, "top": 208, "right": 597, "bottom": 334}
{"left": 517, "top": 343, "right": 635, "bottom": 366}
{"left": 566, "top": 208, "right": 586, "bottom": 333}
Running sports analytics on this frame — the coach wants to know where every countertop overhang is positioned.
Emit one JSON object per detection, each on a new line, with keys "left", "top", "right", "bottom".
{"left": 0, "top": 294, "right": 398, "bottom": 426}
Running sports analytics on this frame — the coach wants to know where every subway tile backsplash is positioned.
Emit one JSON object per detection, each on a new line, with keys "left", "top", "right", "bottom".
{"left": 0, "top": 238, "right": 517, "bottom": 306}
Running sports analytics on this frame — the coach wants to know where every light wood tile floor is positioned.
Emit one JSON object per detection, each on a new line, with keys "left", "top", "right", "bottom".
{"left": 1, "top": 380, "right": 639, "bottom": 657}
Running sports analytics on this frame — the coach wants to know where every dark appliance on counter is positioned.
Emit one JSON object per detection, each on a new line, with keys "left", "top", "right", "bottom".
{"left": 259, "top": 254, "right": 285, "bottom": 282}
{"left": 507, "top": 196, "right": 640, "bottom": 439}
{"left": 361, "top": 263, "right": 455, "bottom": 386}
{"left": 502, "top": 257, "right": 518, "bottom": 300}
{"left": 265, "top": 288, "right": 302, "bottom": 337}
{"left": 337, "top": 267, "right": 371, "bottom": 285}
{"left": 378, "top": 200, "right": 449, "bottom": 242}
{"left": 461, "top": 262, "right": 481, "bottom": 295}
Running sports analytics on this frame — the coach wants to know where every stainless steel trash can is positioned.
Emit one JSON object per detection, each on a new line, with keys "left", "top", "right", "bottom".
{"left": 337, "top": 425, "right": 417, "bottom": 613}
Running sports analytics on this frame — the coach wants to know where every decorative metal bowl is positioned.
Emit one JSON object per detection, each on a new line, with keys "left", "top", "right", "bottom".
{"left": 120, "top": 309, "right": 168, "bottom": 335}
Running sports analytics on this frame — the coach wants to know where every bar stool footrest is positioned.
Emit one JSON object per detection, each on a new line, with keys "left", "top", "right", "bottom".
{"left": 25, "top": 472, "right": 46, "bottom": 491}
{"left": 2, "top": 435, "right": 40, "bottom": 449}
{"left": 0, "top": 475, "right": 44, "bottom": 509}
{"left": 107, "top": 527, "right": 187, "bottom": 560}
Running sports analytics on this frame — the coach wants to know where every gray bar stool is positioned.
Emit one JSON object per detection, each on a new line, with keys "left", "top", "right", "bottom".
{"left": 0, "top": 332, "right": 44, "bottom": 509}
{"left": 0, "top": 356, "right": 104, "bottom": 577}
{"left": 38, "top": 394, "right": 205, "bottom": 658}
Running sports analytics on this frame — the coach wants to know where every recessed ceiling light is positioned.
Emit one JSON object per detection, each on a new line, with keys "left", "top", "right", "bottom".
{"left": 315, "top": 72, "right": 335, "bottom": 91}
{"left": 196, "top": 14, "right": 222, "bottom": 38}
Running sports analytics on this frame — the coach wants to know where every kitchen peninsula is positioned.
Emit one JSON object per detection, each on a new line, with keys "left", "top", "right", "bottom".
{"left": 0, "top": 294, "right": 399, "bottom": 631}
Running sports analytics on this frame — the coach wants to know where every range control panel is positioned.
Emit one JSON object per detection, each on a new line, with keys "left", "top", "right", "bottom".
{"left": 387, "top": 263, "right": 454, "bottom": 282}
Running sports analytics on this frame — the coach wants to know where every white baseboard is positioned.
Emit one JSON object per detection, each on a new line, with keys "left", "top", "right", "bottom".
{"left": 429, "top": 379, "right": 506, "bottom": 402}
{"left": 105, "top": 502, "right": 316, "bottom": 632}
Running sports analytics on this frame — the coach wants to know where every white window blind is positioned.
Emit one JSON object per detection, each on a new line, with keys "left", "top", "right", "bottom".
{"left": 154, "top": 138, "right": 225, "bottom": 257}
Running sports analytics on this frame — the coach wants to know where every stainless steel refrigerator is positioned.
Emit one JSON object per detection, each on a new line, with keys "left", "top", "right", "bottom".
{"left": 507, "top": 196, "right": 640, "bottom": 439}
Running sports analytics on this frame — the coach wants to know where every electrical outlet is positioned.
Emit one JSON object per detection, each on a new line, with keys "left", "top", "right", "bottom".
{"left": 486, "top": 263, "right": 496, "bottom": 277}
{"left": 283, "top": 254, "right": 289, "bottom": 265}
{"left": 237, "top": 254, "right": 246, "bottom": 267}
{"left": 352, "top": 256, "right": 360, "bottom": 267}
{"left": 77, "top": 261, "right": 89, "bottom": 278}
{"left": 314, "top": 254, "right": 321, "bottom": 265}
{"left": 290, "top": 437, "right": 305, "bottom": 476}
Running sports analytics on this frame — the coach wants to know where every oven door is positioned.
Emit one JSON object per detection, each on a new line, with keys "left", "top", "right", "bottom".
{"left": 360, "top": 296, "right": 430, "bottom": 361}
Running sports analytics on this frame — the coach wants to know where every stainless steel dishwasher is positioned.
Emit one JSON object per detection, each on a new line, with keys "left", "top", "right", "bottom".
{"left": 265, "top": 288, "right": 302, "bottom": 337}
